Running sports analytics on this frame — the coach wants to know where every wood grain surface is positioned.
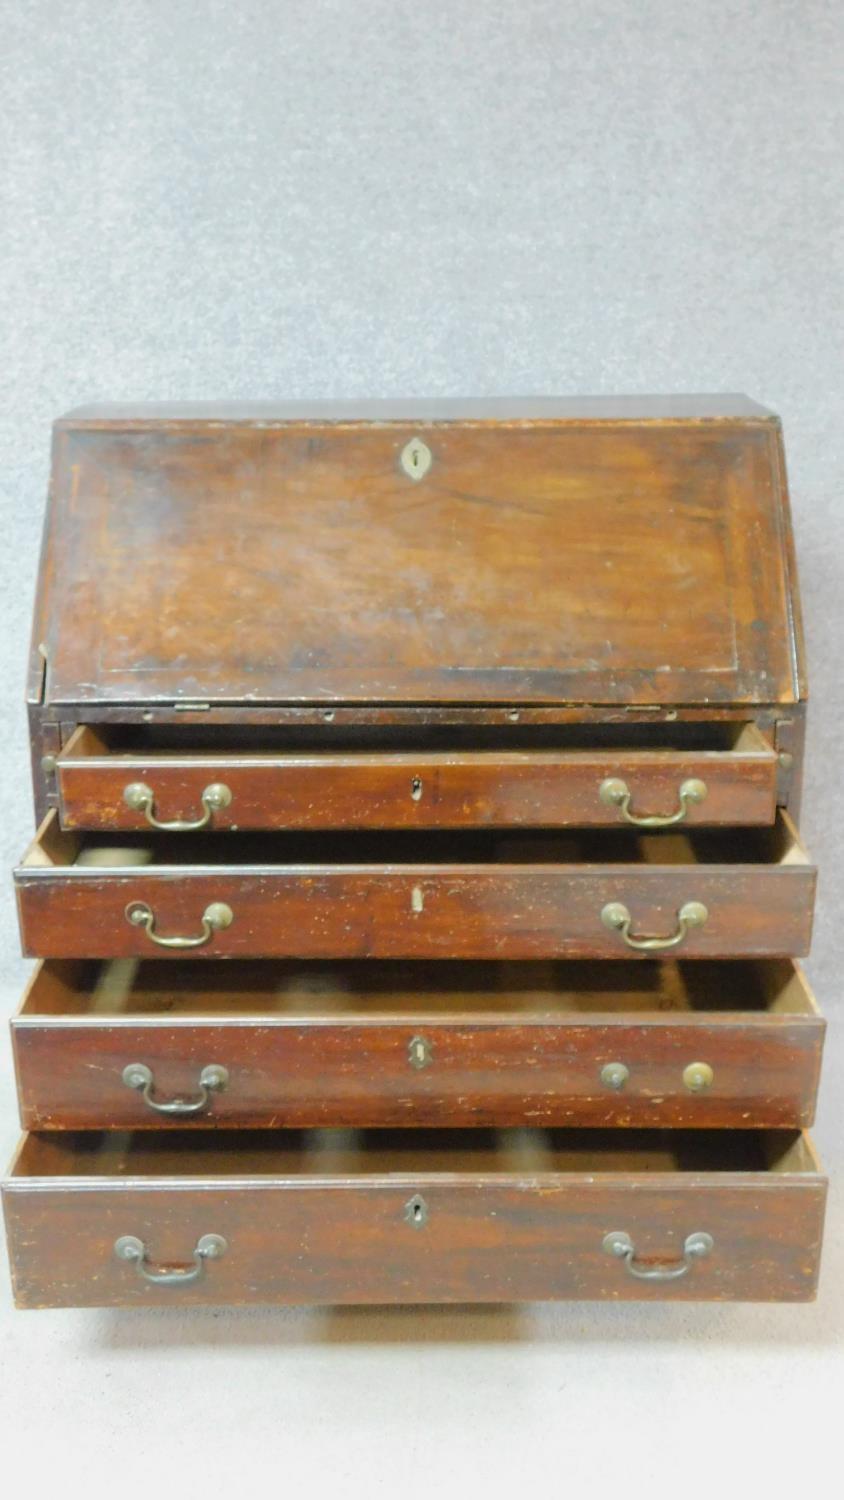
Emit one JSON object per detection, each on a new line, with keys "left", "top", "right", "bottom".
{"left": 14, "top": 812, "right": 816, "bottom": 961}
{"left": 11, "top": 958, "right": 824, "bottom": 1131}
{"left": 54, "top": 724, "right": 778, "bottom": 831}
{"left": 2, "top": 1128, "right": 826, "bottom": 1307}
{"left": 31, "top": 405, "right": 804, "bottom": 707}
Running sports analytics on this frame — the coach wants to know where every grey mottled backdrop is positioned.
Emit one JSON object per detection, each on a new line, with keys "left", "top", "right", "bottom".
{"left": 0, "top": 2, "right": 842, "bottom": 1493}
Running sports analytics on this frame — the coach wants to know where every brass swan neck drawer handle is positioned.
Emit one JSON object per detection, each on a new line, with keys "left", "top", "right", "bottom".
{"left": 601, "top": 900, "right": 708, "bottom": 952}
{"left": 125, "top": 900, "right": 234, "bottom": 949}
{"left": 122, "top": 1062, "right": 229, "bottom": 1115}
{"left": 123, "top": 780, "right": 232, "bottom": 831}
{"left": 114, "top": 1234, "right": 228, "bottom": 1287}
{"left": 603, "top": 1230, "right": 714, "bottom": 1282}
{"left": 599, "top": 776, "right": 707, "bottom": 827}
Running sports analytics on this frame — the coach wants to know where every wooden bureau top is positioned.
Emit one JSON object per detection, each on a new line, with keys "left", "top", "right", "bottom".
{"left": 59, "top": 395, "right": 777, "bottom": 424}
{"left": 31, "top": 397, "right": 804, "bottom": 709}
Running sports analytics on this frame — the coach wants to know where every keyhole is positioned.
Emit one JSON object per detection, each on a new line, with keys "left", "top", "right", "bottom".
{"left": 404, "top": 1193, "right": 428, "bottom": 1228}
{"left": 408, "top": 1034, "right": 432, "bottom": 1069}
{"left": 400, "top": 438, "right": 432, "bottom": 481}
{"left": 411, "top": 776, "right": 423, "bottom": 801}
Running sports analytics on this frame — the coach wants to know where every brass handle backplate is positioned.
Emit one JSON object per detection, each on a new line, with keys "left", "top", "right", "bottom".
{"left": 125, "top": 900, "right": 234, "bottom": 949}
{"left": 601, "top": 900, "right": 708, "bottom": 952}
{"left": 600, "top": 776, "right": 707, "bottom": 827}
{"left": 123, "top": 781, "right": 232, "bottom": 831}
{"left": 122, "top": 1062, "right": 229, "bottom": 1115}
{"left": 683, "top": 1061, "right": 714, "bottom": 1092}
{"left": 114, "top": 1234, "right": 227, "bottom": 1286}
{"left": 600, "top": 1062, "right": 630, "bottom": 1090}
{"left": 603, "top": 1230, "right": 714, "bottom": 1282}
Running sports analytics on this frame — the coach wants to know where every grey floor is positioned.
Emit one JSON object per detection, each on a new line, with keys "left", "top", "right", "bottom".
{"left": 0, "top": 2, "right": 842, "bottom": 1492}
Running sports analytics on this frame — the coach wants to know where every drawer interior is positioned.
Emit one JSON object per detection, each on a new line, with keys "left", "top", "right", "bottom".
{"left": 61, "top": 722, "right": 772, "bottom": 756}
{"left": 8, "top": 1127, "right": 818, "bottom": 1180}
{"left": 19, "top": 957, "right": 819, "bottom": 1019}
{"left": 24, "top": 807, "right": 808, "bottom": 870}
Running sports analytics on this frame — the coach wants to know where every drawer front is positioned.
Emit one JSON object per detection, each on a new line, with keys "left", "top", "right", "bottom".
{"left": 3, "top": 1133, "right": 826, "bottom": 1308}
{"left": 16, "top": 863, "right": 815, "bottom": 961}
{"left": 13, "top": 962, "right": 824, "bottom": 1131}
{"left": 55, "top": 729, "right": 778, "bottom": 832}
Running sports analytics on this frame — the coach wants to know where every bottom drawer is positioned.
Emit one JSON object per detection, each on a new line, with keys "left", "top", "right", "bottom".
{"left": 3, "top": 1128, "right": 825, "bottom": 1307}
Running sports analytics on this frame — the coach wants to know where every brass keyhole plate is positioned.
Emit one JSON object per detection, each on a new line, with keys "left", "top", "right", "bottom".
{"left": 400, "top": 438, "right": 432, "bottom": 481}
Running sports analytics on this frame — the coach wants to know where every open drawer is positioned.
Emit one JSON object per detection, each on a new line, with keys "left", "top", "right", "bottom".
{"left": 2, "top": 1128, "right": 826, "bottom": 1307}
{"left": 54, "top": 723, "right": 779, "bottom": 832}
{"left": 15, "top": 811, "right": 816, "bottom": 961}
{"left": 12, "top": 958, "right": 824, "bottom": 1131}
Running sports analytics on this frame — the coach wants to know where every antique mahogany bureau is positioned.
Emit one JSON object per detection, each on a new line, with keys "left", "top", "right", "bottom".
{"left": 1, "top": 396, "right": 827, "bottom": 1308}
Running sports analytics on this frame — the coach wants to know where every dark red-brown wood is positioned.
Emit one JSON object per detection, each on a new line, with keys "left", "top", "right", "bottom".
{"left": 6, "top": 396, "right": 822, "bottom": 1315}
{"left": 11, "top": 959, "right": 824, "bottom": 1131}
{"left": 2, "top": 1128, "right": 826, "bottom": 1307}
{"left": 14, "top": 812, "right": 816, "bottom": 961}
{"left": 54, "top": 724, "right": 778, "bottom": 831}
{"left": 30, "top": 399, "right": 805, "bottom": 710}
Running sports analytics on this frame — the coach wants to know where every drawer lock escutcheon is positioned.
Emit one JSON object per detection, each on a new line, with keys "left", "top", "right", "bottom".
{"left": 399, "top": 438, "right": 432, "bottom": 481}
{"left": 408, "top": 1035, "right": 433, "bottom": 1069}
{"left": 123, "top": 780, "right": 232, "bottom": 831}
{"left": 114, "top": 1233, "right": 228, "bottom": 1286}
{"left": 125, "top": 900, "right": 234, "bottom": 949}
{"left": 122, "top": 1062, "right": 229, "bottom": 1115}
{"left": 603, "top": 1230, "right": 714, "bottom": 1282}
{"left": 601, "top": 900, "right": 708, "bottom": 952}
{"left": 404, "top": 1194, "right": 429, "bottom": 1228}
{"left": 599, "top": 776, "right": 707, "bottom": 828}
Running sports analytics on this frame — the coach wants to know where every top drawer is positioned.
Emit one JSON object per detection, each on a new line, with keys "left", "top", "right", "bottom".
{"left": 54, "top": 724, "right": 778, "bottom": 833}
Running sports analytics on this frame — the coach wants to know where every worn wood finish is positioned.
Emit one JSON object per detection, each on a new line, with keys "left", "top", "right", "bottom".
{"left": 29, "top": 703, "right": 805, "bottom": 839}
{"left": 6, "top": 395, "right": 822, "bottom": 1312}
{"left": 14, "top": 812, "right": 815, "bottom": 961}
{"left": 31, "top": 400, "right": 804, "bottom": 709}
{"left": 2, "top": 1128, "right": 826, "bottom": 1307}
{"left": 54, "top": 724, "right": 778, "bottom": 831}
{"left": 12, "top": 959, "right": 823, "bottom": 1131}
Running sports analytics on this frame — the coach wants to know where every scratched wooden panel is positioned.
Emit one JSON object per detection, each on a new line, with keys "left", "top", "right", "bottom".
{"left": 54, "top": 736, "right": 779, "bottom": 831}
{"left": 2, "top": 1128, "right": 826, "bottom": 1306}
{"left": 11, "top": 958, "right": 824, "bottom": 1132}
{"left": 34, "top": 408, "right": 802, "bottom": 706}
{"left": 15, "top": 861, "right": 816, "bottom": 961}
{"left": 13, "top": 997, "right": 823, "bottom": 1131}
{"left": 14, "top": 812, "right": 816, "bottom": 961}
